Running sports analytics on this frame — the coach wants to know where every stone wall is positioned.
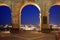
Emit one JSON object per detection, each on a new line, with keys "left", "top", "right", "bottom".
{"left": 0, "top": 0, "right": 60, "bottom": 32}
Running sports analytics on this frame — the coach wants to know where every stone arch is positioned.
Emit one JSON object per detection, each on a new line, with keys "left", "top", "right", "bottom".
{"left": 49, "top": 3, "right": 60, "bottom": 25}
{"left": 0, "top": 4, "right": 9, "bottom": 6}
{"left": 19, "top": 2, "right": 41, "bottom": 30}
{"left": 0, "top": 4, "right": 12, "bottom": 26}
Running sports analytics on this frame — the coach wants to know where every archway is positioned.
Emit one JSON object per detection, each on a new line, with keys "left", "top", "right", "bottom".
{"left": 49, "top": 5, "right": 60, "bottom": 26}
{"left": 20, "top": 3, "right": 41, "bottom": 30}
{"left": 0, "top": 5, "right": 12, "bottom": 26}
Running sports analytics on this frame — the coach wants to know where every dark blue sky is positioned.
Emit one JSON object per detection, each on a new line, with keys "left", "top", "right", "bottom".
{"left": 21, "top": 5, "right": 40, "bottom": 25}
{"left": 49, "top": 5, "right": 60, "bottom": 25}
{"left": 0, "top": 6, "right": 11, "bottom": 25}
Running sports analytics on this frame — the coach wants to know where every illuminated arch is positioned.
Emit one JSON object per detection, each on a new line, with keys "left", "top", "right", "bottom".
{"left": 20, "top": 2, "right": 41, "bottom": 13}
{"left": 49, "top": 5, "right": 60, "bottom": 25}
{"left": 0, "top": 4, "right": 9, "bottom": 7}
{"left": 20, "top": 2, "right": 41, "bottom": 27}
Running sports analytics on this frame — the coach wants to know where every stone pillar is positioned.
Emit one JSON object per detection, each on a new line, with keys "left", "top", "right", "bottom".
{"left": 41, "top": 11, "right": 50, "bottom": 32}
{"left": 40, "top": 0, "right": 51, "bottom": 32}
{"left": 11, "top": 0, "right": 23, "bottom": 31}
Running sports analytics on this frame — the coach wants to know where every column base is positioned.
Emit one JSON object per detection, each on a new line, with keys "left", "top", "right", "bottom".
{"left": 10, "top": 28, "right": 19, "bottom": 33}
{"left": 41, "top": 28, "right": 50, "bottom": 33}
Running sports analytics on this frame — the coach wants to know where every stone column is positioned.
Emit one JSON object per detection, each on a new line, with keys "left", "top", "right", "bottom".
{"left": 40, "top": 0, "right": 52, "bottom": 32}
{"left": 11, "top": 0, "right": 23, "bottom": 30}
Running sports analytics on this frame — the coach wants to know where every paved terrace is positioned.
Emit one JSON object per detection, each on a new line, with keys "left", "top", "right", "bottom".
{"left": 0, "top": 30, "right": 56, "bottom": 40}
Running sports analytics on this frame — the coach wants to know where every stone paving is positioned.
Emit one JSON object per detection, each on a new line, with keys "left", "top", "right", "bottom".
{"left": 0, "top": 31, "right": 56, "bottom": 40}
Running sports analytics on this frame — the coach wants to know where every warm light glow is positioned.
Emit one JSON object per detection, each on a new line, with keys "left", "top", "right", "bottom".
{"left": 0, "top": 4, "right": 9, "bottom": 7}
{"left": 20, "top": 2, "right": 41, "bottom": 13}
{"left": 39, "top": 13, "right": 41, "bottom": 31}
{"left": 1, "top": 31, "right": 10, "bottom": 34}
{"left": 53, "top": 2, "right": 60, "bottom": 6}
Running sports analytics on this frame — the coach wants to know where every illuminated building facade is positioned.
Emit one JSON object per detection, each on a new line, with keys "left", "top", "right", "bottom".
{"left": 0, "top": 0, "right": 60, "bottom": 32}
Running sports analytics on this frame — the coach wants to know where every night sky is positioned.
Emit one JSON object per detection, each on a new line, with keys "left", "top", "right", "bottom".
{"left": 49, "top": 5, "right": 60, "bottom": 25}
{"left": 21, "top": 5, "right": 40, "bottom": 25}
{"left": 0, "top": 6, "right": 11, "bottom": 25}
